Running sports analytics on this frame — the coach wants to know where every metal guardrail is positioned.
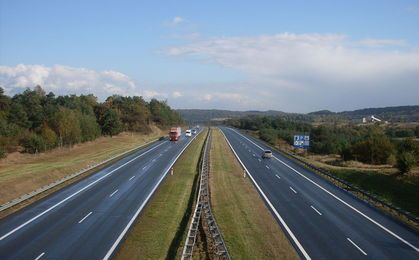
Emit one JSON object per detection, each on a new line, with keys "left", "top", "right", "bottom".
{"left": 182, "top": 130, "right": 230, "bottom": 259}
{"left": 0, "top": 138, "right": 160, "bottom": 213}
{"left": 242, "top": 130, "right": 419, "bottom": 226}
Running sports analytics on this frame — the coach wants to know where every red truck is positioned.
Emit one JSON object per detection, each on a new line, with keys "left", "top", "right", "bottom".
{"left": 169, "top": 127, "right": 181, "bottom": 141}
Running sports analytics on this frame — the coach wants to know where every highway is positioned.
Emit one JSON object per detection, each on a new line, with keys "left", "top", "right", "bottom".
{"left": 220, "top": 127, "right": 419, "bottom": 259}
{"left": 0, "top": 129, "right": 201, "bottom": 260}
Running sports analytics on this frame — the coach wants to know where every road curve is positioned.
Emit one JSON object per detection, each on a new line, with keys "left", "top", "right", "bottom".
{"left": 220, "top": 127, "right": 419, "bottom": 259}
{"left": 0, "top": 129, "right": 202, "bottom": 259}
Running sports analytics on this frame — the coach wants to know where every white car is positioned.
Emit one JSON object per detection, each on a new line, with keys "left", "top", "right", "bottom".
{"left": 185, "top": 130, "right": 192, "bottom": 137}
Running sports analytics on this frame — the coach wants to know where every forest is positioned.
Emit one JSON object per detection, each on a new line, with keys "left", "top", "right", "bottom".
{"left": 0, "top": 86, "right": 183, "bottom": 158}
{"left": 227, "top": 116, "right": 419, "bottom": 174}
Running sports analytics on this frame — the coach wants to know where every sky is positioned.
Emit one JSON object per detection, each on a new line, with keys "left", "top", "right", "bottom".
{"left": 1, "top": 0, "right": 419, "bottom": 113}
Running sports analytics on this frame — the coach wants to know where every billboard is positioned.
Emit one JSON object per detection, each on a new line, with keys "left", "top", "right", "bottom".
{"left": 293, "top": 135, "right": 310, "bottom": 148}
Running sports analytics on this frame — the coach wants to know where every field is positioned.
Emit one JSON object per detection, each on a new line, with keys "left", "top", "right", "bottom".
{"left": 209, "top": 128, "right": 297, "bottom": 259}
{"left": 115, "top": 130, "right": 206, "bottom": 259}
{"left": 0, "top": 126, "right": 164, "bottom": 205}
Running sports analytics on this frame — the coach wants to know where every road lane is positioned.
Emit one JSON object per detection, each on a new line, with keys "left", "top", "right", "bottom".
{"left": 0, "top": 129, "right": 202, "bottom": 259}
{"left": 220, "top": 127, "right": 419, "bottom": 259}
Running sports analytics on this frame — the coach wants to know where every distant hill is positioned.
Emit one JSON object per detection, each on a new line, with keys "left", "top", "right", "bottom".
{"left": 178, "top": 105, "right": 419, "bottom": 124}
{"left": 339, "top": 106, "right": 419, "bottom": 121}
{"left": 177, "top": 109, "right": 288, "bottom": 123}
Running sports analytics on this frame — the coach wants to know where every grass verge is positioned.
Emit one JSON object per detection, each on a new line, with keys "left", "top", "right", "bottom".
{"left": 115, "top": 130, "right": 207, "bottom": 259}
{"left": 329, "top": 168, "right": 419, "bottom": 217}
{"left": 210, "top": 128, "right": 298, "bottom": 259}
{"left": 0, "top": 126, "right": 163, "bottom": 205}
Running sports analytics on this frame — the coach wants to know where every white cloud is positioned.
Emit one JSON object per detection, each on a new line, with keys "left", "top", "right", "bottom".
{"left": 166, "top": 16, "right": 186, "bottom": 27}
{"left": 0, "top": 64, "right": 150, "bottom": 100}
{"left": 172, "top": 91, "right": 182, "bottom": 98}
{"left": 173, "top": 16, "right": 184, "bottom": 25}
{"left": 164, "top": 33, "right": 419, "bottom": 112}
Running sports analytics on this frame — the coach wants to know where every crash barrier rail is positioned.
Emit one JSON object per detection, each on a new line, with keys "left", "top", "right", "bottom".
{"left": 182, "top": 130, "right": 230, "bottom": 259}
{"left": 241, "top": 130, "right": 419, "bottom": 226}
{"left": 0, "top": 138, "right": 161, "bottom": 213}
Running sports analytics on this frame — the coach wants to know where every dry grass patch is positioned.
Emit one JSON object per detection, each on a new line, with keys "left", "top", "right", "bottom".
{"left": 210, "top": 128, "right": 298, "bottom": 259}
{"left": 0, "top": 126, "right": 164, "bottom": 205}
{"left": 116, "top": 130, "right": 207, "bottom": 259}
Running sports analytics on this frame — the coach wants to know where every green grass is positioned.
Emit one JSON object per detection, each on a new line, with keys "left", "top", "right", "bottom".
{"left": 330, "top": 168, "right": 419, "bottom": 216}
{"left": 0, "top": 128, "right": 164, "bottom": 204}
{"left": 116, "top": 130, "right": 207, "bottom": 259}
{"left": 210, "top": 128, "right": 297, "bottom": 259}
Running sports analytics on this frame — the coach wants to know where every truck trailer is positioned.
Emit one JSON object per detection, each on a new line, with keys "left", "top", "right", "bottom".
{"left": 169, "top": 127, "right": 181, "bottom": 141}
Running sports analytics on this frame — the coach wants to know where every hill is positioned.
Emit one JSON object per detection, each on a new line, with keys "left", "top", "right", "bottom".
{"left": 178, "top": 105, "right": 419, "bottom": 124}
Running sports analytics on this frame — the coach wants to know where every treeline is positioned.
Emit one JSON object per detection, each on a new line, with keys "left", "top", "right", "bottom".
{"left": 227, "top": 116, "right": 419, "bottom": 174}
{"left": 0, "top": 86, "right": 183, "bottom": 157}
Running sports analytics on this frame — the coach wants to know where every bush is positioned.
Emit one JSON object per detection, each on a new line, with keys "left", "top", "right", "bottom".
{"left": 41, "top": 125, "right": 58, "bottom": 149}
{"left": 397, "top": 152, "right": 416, "bottom": 174}
{"left": 259, "top": 128, "right": 278, "bottom": 145}
{"left": 0, "top": 146, "right": 6, "bottom": 158}
{"left": 79, "top": 114, "right": 101, "bottom": 142}
{"left": 20, "top": 133, "right": 45, "bottom": 153}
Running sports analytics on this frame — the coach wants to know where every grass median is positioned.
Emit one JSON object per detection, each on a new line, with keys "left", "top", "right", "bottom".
{"left": 210, "top": 128, "right": 298, "bottom": 259}
{"left": 116, "top": 130, "right": 207, "bottom": 259}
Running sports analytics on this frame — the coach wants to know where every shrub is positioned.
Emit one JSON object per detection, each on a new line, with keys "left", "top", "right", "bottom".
{"left": 259, "top": 128, "right": 278, "bottom": 145}
{"left": 396, "top": 152, "right": 416, "bottom": 174}
{"left": 20, "top": 133, "right": 45, "bottom": 153}
{"left": 0, "top": 146, "right": 6, "bottom": 158}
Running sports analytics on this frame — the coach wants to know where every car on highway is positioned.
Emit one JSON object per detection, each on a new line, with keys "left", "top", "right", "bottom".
{"left": 261, "top": 150, "right": 272, "bottom": 159}
{"left": 192, "top": 129, "right": 197, "bottom": 135}
{"left": 185, "top": 129, "right": 192, "bottom": 137}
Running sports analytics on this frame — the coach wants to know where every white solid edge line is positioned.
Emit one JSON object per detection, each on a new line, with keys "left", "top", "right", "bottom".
{"left": 347, "top": 238, "right": 368, "bottom": 256}
{"left": 0, "top": 141, "right": 167, "bottom": 241}
{"left": 109, "top": 189, "right": 119, "bottom": 197}
{"left": 310, "top": 205, "right": 322, "bottom": 216}
{"left": 290, "top": 187, "right": 297, "bottom": 194}
{"left": 103, "top": 130, "right": 203, "bottom": 260}
{"left": 229, "top": 127, "right": 419, "bottom": 253}
{"left": 220, "top": 128, "right": 311, "bottom": 260}
{"left": 34, "top": 252, "right": 45, "bottom": 260}
{"left": 78, "top": 212, "right": 93, "bottom": 224}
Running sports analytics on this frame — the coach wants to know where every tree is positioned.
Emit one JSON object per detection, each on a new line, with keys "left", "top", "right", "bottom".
{"left": 8, "top": 103, "right": 30, "bottom": 129}
{"left": 351, "top": 128, "right": 395, "bottom": 164}
{"left": 20, "top": 133, "right": 45, "bottom": 153}
{"left": 259, "top": 128, "right": 278, "bottom": 145}
{"left": 396, "top": 152, "right": 416, "bottom": 174}
{"left": 53, "top": 108, "right": 82, "bottom": 146}
{"left": 101, "top": 109, "right": 122, "bottom": 136}
{"left": 79, "top": 114, "right": 101, "bottom": 142}
{"left": 40, "top": 125, "right": 58, "bottom": 150}
{"left": 0, "top": 87, "right": 10, "bottom": 114}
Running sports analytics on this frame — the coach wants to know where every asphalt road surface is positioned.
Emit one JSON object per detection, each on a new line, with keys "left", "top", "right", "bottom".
{"left": 220, "top": 127, "right": 419, "bottom": 260}
{"left": 0, "top": 129, "right": 201, "bottom": 260}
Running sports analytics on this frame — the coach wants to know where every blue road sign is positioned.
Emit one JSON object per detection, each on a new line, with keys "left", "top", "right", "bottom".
{"left": 294, "top": 135, "right": 310, "bottom": 148}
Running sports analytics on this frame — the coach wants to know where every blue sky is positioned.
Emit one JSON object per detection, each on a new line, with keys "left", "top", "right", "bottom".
{"left": 1, "top": 0, "right": 419, "bottom": 112}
